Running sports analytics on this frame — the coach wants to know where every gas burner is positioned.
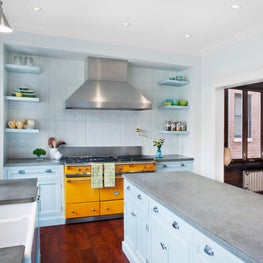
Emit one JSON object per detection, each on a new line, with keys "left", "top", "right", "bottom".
{"left": 62, "top": 155, "right": 155, "bottom": 164}
{"left": 62, "top": 156, "right": 116, "bottom": 164}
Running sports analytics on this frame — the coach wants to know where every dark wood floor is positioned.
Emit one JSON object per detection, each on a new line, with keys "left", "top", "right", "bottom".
{"left": 40, "top": 219, "right": 129, "bottom": 263}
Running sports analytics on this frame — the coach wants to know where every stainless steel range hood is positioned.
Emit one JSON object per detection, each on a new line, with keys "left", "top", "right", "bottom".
{"left": 65, "top": 57, "right": 152, "bottom": 110}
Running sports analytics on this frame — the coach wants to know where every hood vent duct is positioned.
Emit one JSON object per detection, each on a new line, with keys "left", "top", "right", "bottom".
{"left": 65, "top": 57, "right": 152, "bottom": 110}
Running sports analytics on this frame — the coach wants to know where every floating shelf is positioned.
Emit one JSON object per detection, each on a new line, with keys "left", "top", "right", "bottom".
{"left": 159, "top": 105, "right": 189, "bottom": 110}
{"left": 158, "top": 131, "right": 189, "bottom": 135}
{"left": 5, "top": 96, "right": 40, "bottom": 102}
{"left": 5, "top": 128, "right": 39, "bottom": 134}
{"left": 5, "top": 64, "right": 41, "bottom": 74}
{"left": 159, "top": 79, "right": 189, "bottom": 87}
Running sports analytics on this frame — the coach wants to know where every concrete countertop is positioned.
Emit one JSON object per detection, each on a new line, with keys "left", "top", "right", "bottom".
{"left": 4, "top": 158, "right": 63, "bottom": 167}
{"left": 0, "top": 246, "right": 25, "bottom": 263}
{"left": 154, "top": 154, "right": 194, "bottom": 162}
{"left": 124, "top": 171, "right": 263, "bottom": 263}
{"left": 0, "top": 178, "right": 38, "bottom": 205}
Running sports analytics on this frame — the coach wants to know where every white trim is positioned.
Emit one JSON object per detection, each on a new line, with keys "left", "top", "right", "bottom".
{"left": 201, "top": 24, "right": 263, "bottom": 56}
{"left": 212, "top": 67, "right": 263, "bottom": 182}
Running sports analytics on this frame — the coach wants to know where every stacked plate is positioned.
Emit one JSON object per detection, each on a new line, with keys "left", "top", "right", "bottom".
{"left": 12, "top": 87, "right": 36, "bottom": 98}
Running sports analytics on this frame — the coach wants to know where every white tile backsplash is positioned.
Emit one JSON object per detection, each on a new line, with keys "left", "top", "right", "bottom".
{"left": 6, "top": 56, "right": 194, "bottom": 158}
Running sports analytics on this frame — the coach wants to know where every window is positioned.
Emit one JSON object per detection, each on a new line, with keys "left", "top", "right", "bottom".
{"left": 225, "top": 88, "right": 262, "bottom": 161}
{"left": 234, "top": 93, "right": 251, "bottom": 140}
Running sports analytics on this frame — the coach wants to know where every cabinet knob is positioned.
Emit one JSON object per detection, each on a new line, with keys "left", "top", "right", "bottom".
{"left": 153, "top": 206, "right": 159, "bottom": 213}
{"left": 137, "top": 194, "right": 142, "bottom": 200}
{"left": 180, "top": 163, "right": 185, "bottom": 167}
{"left": 105, "top": 207, "right": 109, "bottom": 210}
{"left": 45, "top": 169, "right": 52, "bottom": 173}
{"left": 172, "top": 221, "right": 179, "bottom": 230}
{"left": 160, "top": 242, "right": 167, "bottom": 250}
{"left": 126, "top": 186, "right": 131, "bottom": 191}
{"left": 204, "top": 245, "right": 214, "bottom": 256}
{"left": 71, "top": 210, "right": 75, "bottom": 214}
{"left": 131, "top": 212, "right": 136, "bottom": 217}
{"left": 91, "top": 208, "right": 95, "bottom": 212}
{"left": 114, "top": 191, "right": 120, "bottom": 196}
{"left": 18, "top": 170, "right": 25, "bottom": 174}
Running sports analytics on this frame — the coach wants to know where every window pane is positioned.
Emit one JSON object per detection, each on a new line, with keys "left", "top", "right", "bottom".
{"left": 247, "top": 91, "right": 261, "bottom": 158}
{"left": 228, "top": 89, "right": 243, "bottom": 159}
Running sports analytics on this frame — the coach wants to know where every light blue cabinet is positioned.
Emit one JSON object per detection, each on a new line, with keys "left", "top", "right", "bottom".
{"left": 123, "top": 181, "right": 151, "bottom": 263}
{"left": 123, "top": 179, "right": 244, "bottom": 263}
{"left": 5, "top": 165, "right": 64, "bottom": 227}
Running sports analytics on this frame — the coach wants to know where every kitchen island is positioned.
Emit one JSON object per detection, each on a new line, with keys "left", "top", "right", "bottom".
{"left": 123, "top": 171, "right": 263, "bottom": 263}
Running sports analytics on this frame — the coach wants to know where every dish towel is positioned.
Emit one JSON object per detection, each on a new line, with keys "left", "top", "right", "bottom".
{"left": 91, "top": 163, "right": 103, "bottom": 188}
{"left": 104, "top": 163, "right": 115, "bottom": 187}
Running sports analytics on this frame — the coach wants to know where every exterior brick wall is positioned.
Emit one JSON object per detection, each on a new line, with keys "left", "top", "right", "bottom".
{"left": 228, "top": 90, "right": 261, "bottom": 159}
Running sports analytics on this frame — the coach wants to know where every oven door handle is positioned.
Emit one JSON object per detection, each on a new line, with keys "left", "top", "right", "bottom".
{"left": 66, "top": 179, "right": 90, "bottom": 183}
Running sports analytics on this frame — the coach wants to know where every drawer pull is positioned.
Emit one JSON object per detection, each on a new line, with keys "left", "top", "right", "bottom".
{"left": 126, "top": 186, "right": 131, "bottom": 190}
{"left": 66, "top": 179, "right": 90, "bottom": 183}
{"left": 137, "top": 194, "right": 142, "bottom": 200}
{"left": 160, "top": 242, "right": 167, "bottom": 250}
{"left": 114, "top": 191, "right": 120, "bottom": 196}
{"left": 172, "top": 221, "right": 179, "bottom": 230}
{"left": 204, "top": 245, "right": 214, "bottom": 256}
{"left": 131, "top": 212, "right": 136, "bottom": 217}
{"left": 153, "top": 206, "right": 159, "bottom": 213}
{"left": 45, "top": 169, "right": 52, "bottom": 173}
{"left": 18, "top": 170, "right": 26, "bottom": 174}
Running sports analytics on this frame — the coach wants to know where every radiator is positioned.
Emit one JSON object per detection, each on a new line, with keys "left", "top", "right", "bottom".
{"left": 243, "top": 170, "right": 263, "bottom": 192}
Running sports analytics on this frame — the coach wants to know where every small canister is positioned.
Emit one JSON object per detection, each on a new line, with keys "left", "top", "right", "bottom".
{"left": 171, "top": 121, "right": 176, "bottom": 131}
{"left": 176, "top": 121, "right": 181, "bottom": 131}
{"left": 165, "top": 121, "right": 171, "bottom": 131}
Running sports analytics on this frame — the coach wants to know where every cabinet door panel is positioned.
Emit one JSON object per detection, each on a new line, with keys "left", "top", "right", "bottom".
{"left": 100, "top": 177, "right": 123, "bottom": 201}
{"left": 65, "top": 177, "right": 99, "bottom": 203}
{"left": 38, "top": 180, "right": 61, "bottom": 217}
{"left": 66, "top": 202, "right": 100, "bottom": 218}
{"left": 100, "top": 200, "right": 123, "bottom": 215}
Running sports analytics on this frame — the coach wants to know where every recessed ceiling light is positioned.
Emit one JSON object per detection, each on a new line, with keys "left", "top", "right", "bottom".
{"left": 121, "top": 22, "right": 130, "bottom": 26}
{"left": 32, "top": 6, "right": 42, "bottom": 12}
{"left": 185, "top": 34, "right": 192, "bottom": 38}
{"left": 231, "top": 4, "right": 241, "bottom": 9}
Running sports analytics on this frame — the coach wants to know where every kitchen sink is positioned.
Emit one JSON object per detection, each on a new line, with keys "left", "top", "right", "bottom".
{"left": 0, "top": 201, "right": 37, "bottom": 263}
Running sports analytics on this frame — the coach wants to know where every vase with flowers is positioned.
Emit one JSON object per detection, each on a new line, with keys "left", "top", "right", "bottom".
{"left": 153, "top": 138, "right": 165, "bottom": 158}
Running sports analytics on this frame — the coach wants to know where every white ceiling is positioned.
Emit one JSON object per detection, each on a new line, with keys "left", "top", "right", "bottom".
{"left": 3, "top": 0, "right": 263, "bottom": 56}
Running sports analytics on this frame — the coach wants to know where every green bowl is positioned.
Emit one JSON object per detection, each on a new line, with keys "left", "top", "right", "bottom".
{"left": 179, "top": 100, "right": 188, "bottom": 106}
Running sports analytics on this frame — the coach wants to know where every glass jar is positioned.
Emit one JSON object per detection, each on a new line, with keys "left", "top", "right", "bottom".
{"left": 165, "top": 121, "right": 171, "bottom": 131}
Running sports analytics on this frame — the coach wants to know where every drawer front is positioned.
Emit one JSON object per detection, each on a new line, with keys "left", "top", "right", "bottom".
{"left": 149, "top": 198, "right": 191, "bottom": 245}
{"left": 193, "top": 230, "right": 243, "bottom": 263}
{"left": 100, "top": 200, "right": 124, "bottom": 215}
{"left": 64, "top": 165, "right": 91, "bottom": 175}
{"left": 65, "top": 177, "right": 99, "bottom": 203}
{"left": 124, "top": 181, "right": 148, "bottom": 209}
{"left": 100, "top": 177, "right": 123, "bottom": 201}
{"left": 66, "top": 202, "right": 100, "bottom": 218}
{"left": 156, "top": 161, "right": 193, "bottom": 172}
{"left": 6, "top": 166, "right": 61, "bottom": 178}
{"left": 116, "top": 163, "right": 156, "bottom": 173}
